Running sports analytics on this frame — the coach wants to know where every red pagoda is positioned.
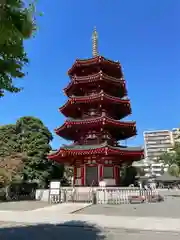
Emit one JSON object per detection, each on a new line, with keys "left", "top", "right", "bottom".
{"left": 48, "top": 28, "right": 144, "bottom": 186}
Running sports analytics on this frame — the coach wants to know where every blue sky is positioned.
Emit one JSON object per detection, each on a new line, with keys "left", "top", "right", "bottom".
{"left": 0, "top": 0, "right": 179, "bottom": 149}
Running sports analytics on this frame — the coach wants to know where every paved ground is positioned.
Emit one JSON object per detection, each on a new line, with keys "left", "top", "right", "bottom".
{"left": 77, "top": 196, "right": 180, "bottom": 218}
{"left": 0, "top": 201, "right": 50, "bottom": 211}
{"left": 0, "top": 223, "right": 180, "bottom": 239}
{"left": 0, "top": 192, "right": 180, "bottom": 239}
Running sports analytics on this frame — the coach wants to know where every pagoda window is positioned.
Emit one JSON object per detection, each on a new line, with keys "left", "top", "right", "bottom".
{"left": 89, "top": 109, "right": 96, "bottom": 116}
{"left": 102, "top": 132, "right": 111, "bottom": 140}
{"left": 102, "top": 134, "right": 110, "bottom": 139}
{"left": 82, "top": 109, "right": 100, "bottom": 119}
{"left": 85, "top": 133, "right": 98, "bottom": 144}
{"left": 89, "top": 90, "right": 97, "bottom": 95}
{"left": 86, "top": 133, "right": 97, "bottom": 139}
{"left": 82, "top": 109, "right": 99, "bottom": 119}
{"left": 90, "top": 111, "right": 95, "bottom": 116}
{"left": 86, "top": 88, "right": 98, "bottom": 96}
{"left": 103, "top": 166, "right": 114, "bottom": 179}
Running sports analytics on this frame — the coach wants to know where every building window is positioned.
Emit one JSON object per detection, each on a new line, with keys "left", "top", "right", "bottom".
{"left": 103, "top": 166, "right": 113, "bottom": 179}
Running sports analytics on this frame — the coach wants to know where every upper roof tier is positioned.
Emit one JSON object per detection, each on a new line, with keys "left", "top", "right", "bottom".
{"left": 64, "top": 71, "right": 127, "bottom": 98}
{"left": 60, "top": 91, "right": 131, "bottom": 119}
{"left": 68, "top": 56, "right": 123, "bottom": 79}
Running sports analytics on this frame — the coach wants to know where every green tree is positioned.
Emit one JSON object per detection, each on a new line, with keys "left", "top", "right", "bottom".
{"left": 15, "top": 116, "right": 53, "bottom": 186}
{"left": 160, "top": 143, "right": 180, "bottom": 176}
{"left": 0, "top": 116, "right": 64, "bottom": 187}
{"left": 0, "top": 153, "right": 25, "bottom": 186}
{"left": 168, "top": 164, "right": 180, "bottom": 177}
{"left": 0, "top": 0, "right": 39, "bottom": 97}
{"left": 136, "top": 166, "right": 145, "bottom": 177}
{"left": 160, "top": 151, "right": 176, "bottom": 166}
{"left": 0, "top": 124, "right": 20, "bottom": 157}
{"left": 121, "top": 165, "right": 137, "bottom": 186}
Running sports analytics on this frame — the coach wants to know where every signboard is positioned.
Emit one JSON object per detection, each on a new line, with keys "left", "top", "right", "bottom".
{"left": 49, "top": 181, "right": 61, "bottom": 195}
{"left": 50, "top": 181, "right": 61, "bottom": 189}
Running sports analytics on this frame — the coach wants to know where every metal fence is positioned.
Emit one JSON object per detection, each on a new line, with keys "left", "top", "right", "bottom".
{"left": 49, "top": 187, "right": 161, "bottom": 205}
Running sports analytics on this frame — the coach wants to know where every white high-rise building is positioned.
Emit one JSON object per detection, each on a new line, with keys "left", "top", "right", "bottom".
{"left": 143, "top": 130, "right": 174, "bottom": 161}
{"left": 134, "top": 128, "right": 180, "bottom": 178}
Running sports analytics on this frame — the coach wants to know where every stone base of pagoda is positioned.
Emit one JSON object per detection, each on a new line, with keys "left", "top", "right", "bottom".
{"left": 73, "top": 164, "right": 120, "bottom": 186}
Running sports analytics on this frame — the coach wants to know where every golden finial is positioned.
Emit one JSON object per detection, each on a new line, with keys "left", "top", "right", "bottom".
{"left": 92, "top": 27, "right": 98, "bottom": 57}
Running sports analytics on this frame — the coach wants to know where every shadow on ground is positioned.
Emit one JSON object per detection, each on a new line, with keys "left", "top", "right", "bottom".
{"left": 0, "top": 221, "right": 106, "bottom": 239}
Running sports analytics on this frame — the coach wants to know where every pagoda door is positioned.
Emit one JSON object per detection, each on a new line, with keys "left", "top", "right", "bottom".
{"left": 85, "top": 166, "right": 98, "bottom": 186}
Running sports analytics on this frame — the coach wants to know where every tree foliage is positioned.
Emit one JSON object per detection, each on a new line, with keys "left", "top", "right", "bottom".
{"left": 0, "top": 124, "right": 20, "bottom": 156}
{"left": 160, "top": 142, "right": 180, "bottom": 176}
{"left": 0, "top": 0, "right": 39, "bottom": 97}
{"left": 168, "top": 164, "right": 180, "bottom": 177}
{"left": 0, "top": 116, "right": 64, "bottom": 187}
{"left": 15, "top": 116, "right": 53, "bottom": 185}
{"left": 0, "top": 153, "right": 25, "bottom": 186}
{"left": 121, "top": 165, "right": 137, "bottom": 186}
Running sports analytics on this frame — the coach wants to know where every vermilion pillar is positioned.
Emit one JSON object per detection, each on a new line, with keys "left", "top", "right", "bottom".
{"left": 81, "top": 165, "right": 85, "bottom": 186}
{"left": 99, "top": 164, "right": 103, "bottom": 181}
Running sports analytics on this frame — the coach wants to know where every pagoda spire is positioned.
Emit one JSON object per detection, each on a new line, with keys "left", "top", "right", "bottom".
{"left": 92, "top": 27, "right": 98, "bottom": 57}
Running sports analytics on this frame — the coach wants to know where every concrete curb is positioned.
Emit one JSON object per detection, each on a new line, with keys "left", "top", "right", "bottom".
{"left": 70, "top": 203, "right": 93, "bottom": 214}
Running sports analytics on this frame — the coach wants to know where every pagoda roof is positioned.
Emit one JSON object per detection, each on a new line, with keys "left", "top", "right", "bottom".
{"left": 56, "top": 115, "right": 135, "bottom": 126}
{"left": 48, "top": 142, "right": 144, "bottom": 160}
{"left": 55, "top": 116, "right": 135, "bottom": 132}
{"left": 68, "top": 56, "right": 122, "bottom": 76}
{"left": 55, "top": 116, "right": 136, "bottom": 141}
{"left": 64, "top": 71, "right": 125, "bottom": 90}
{"left": 64, "top": 71, "right": 126, "bottom": 94}
{"left": 60, "top": 91, "right": 131, "bottom": 116}
{"left": 72, "top": 71, "right": 123, "bottom": 82}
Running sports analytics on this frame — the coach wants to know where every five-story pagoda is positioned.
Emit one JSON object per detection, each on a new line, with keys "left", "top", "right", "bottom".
{"left": 48, "top": 28, "right": 144, "bottom": 186}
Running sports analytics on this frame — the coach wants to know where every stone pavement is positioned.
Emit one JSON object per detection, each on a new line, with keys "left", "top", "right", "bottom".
{"left": 0, "top": 201, "right": 50, "bottom": 211}
{"left": 0, "top": 208, "right": 180, "bottom": 232}
{"left": 0, "top": 201, "right": 180, "bottom": 233}
{"left": 106, "top": 228, "right": 180, "bottom": 240}
{"left": 77, "top": 198, "right": 180, "bottom": 218}
{"left": 1, "top": 191, "right": 180, "bottom": 238}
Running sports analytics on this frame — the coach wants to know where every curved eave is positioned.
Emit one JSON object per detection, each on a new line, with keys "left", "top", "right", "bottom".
{"left": 48, "top": 145, "right": 144, "bottom": 160}
{"left": 59, "top": 93, "right": 131, "bottom": 115}
{"left": 72, "top": 71, "right": 124, "bottom": 83}
{"left": 68, "top": 56, "right": 122, "bottom": 76}
{"left": 55, "top": 117, "right": 136, "bottom": 136}
{"left": 64, "top": 72, "right": 126, "bottom": 95}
